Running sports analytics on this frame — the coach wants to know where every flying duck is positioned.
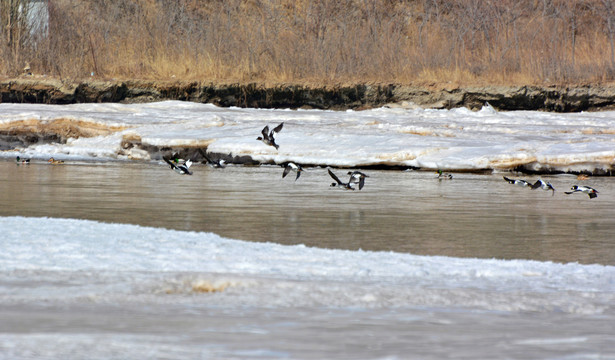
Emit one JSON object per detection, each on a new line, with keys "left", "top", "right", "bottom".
{"left": 163, "top": 156, "right": 193, "bottom": 175}
{"left": 531, "top": 179, "right": 555, "bottom": 195}
{"left": 347, "top": 171, "right": 369, "bottom": 190}
{"left": 16, "top": 156, "right": 30, "bottom": 164}
{"left": 48, "top": 157, "right": 64, "bottom": 164}
{"left": 437, "top": 169, "right": 453, "bottom": 180}
{"left": 282, "top": 162, "right": 303, "bottom": 181}
{"left": 565, "top": 185, "right": 599, "bottom": 199}
{"left": 198, "top": 149, "right": 226, "bottom": 168}
{"left": 328, "top": 169, "right": 355, "bottom": 190}
{"left": 503, "top": 176, "right": 532, "bottom": 187}
{"left": 257, "top": 122, "right": 284, "bottom": 150}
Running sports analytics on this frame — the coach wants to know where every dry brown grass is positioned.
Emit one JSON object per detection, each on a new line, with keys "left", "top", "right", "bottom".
{"left": 0, "top": 118, "right": 126, "bottom": 140}
{"left": 2, "top": 0, "right": 615, "bottom": 87}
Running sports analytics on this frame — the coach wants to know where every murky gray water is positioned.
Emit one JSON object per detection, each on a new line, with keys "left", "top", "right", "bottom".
{"left": 1, "top": 302, "right": 612, "bottom": 360}
{"left": 1, "top": 160, "right": 614, "bottom": 265}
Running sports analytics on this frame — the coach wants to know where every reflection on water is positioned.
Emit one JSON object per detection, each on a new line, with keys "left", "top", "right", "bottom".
{"left": 1, "top": 161, "right": 614, "bottom": 265}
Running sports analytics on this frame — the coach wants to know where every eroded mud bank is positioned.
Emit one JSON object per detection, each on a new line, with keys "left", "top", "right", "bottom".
{"left": 3, "top": 78, "right": 615, "bottom": 112}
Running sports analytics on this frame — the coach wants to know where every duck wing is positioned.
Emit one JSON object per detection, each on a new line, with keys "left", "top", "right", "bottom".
{"left": 358, "top": 177, "right": 365, "bottom": 190}
{"left": 163, "top": 156, "right": 178, "bottom": 170}
{"left": 530, "top": 180, "right": 542, "bottom": 190}
{"left": 282, "top": 165, "right": 291, "bottom": 178}
{"left": 328, "top": 169, "right": 342, "bottom": 184}
{"left": 198, "top": 148, "right": 213, "bottom": 164}
{"left": 271, "top": 122, "right": 284, "bottom": 134}
{"left": 261, "top": 125, "right": 270, "bottom": 140}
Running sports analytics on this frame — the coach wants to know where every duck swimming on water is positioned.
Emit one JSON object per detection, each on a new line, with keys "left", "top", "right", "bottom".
{"left": 437, "top": 169, "right": 453, "bottom": 180}
{"left": 16, "top": 156, "right": 30, "bottom": 164}
{"left": 48, "top": 157, "right": 64, "bottom": 164}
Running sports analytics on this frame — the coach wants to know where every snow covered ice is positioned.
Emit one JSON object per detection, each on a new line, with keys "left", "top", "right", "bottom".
{"left": 1, "top": 101, "right": 615, "bottom": 174}
{"left": 2, "top": 216, "right": 614, "bottom": 309}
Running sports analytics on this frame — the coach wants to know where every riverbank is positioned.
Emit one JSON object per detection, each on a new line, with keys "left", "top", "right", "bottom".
{"left": 3, "top": 78, "right": 615, "bottom": 112}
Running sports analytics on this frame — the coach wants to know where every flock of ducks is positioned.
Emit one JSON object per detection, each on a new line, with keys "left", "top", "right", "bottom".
{"left": 160, "top": 122, "right": 372, "bottom": 191}
{"left": 14, "top": 122, "right": 602, "bottom": 198}
{"left": 16, "top": 156, "right": 64, "bottom": 165}
{"left": 503, "top": 176, "right": 599, "bottom": 199}
{"left": 160, "top": 122, "right": 602, "bottom": 197}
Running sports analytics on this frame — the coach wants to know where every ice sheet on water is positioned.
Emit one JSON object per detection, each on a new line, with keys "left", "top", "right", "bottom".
{"left": 1, "top": 216, "right": 614, "bottom": 313}
{"left": 1, "top": 101, "right": 615, "bottom": 173}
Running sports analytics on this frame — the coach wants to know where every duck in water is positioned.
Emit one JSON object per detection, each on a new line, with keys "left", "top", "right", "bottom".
{"left": 48, "top": 157, "right": 64, "bottom": 164}
{"left": 16, "top": 156, "right": 30, "bottom": 164}
{"left": 437, "top": 169, "right": 453, "bottom": 180}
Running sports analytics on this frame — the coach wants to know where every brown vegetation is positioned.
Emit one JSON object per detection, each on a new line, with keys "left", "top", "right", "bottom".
{"left": 0, "top": 118, "right": 126, "bottom": 141}
{"left": 2, "top": 0, "right": 615, "bottom": 86}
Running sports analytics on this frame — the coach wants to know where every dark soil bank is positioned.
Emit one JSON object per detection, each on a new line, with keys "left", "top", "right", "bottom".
{"left": 3, "top": 78, "right": 615, "bottom": 112}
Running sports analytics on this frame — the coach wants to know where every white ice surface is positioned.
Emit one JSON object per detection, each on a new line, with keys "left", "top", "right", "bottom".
{"left": 1, "top": 101, "right": 615, "bottom": 172}
{"left": 1, "top": 216, "right": 614, "bottom": 313}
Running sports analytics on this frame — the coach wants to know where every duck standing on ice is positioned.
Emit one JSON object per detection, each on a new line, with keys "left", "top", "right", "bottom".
{"left": 257, "top": 122, "right": 284, "bottom": 150}
{"left": 163, "top": 156, "right": 193, "bottom": 175}
{"left": 565, "top": 185, "right": 599, "bottom": 199}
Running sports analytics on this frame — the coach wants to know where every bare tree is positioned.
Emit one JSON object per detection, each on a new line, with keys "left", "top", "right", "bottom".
{"left": 1, "top": 0, "right": 35, "bottom": 72}
{"left": 591, "top": 0, "right": 615, "bottom": 69}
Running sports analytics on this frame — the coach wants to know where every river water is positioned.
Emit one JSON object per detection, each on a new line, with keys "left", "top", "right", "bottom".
{"left": 2, "top": 161, "right": 614, "bottom": 265}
